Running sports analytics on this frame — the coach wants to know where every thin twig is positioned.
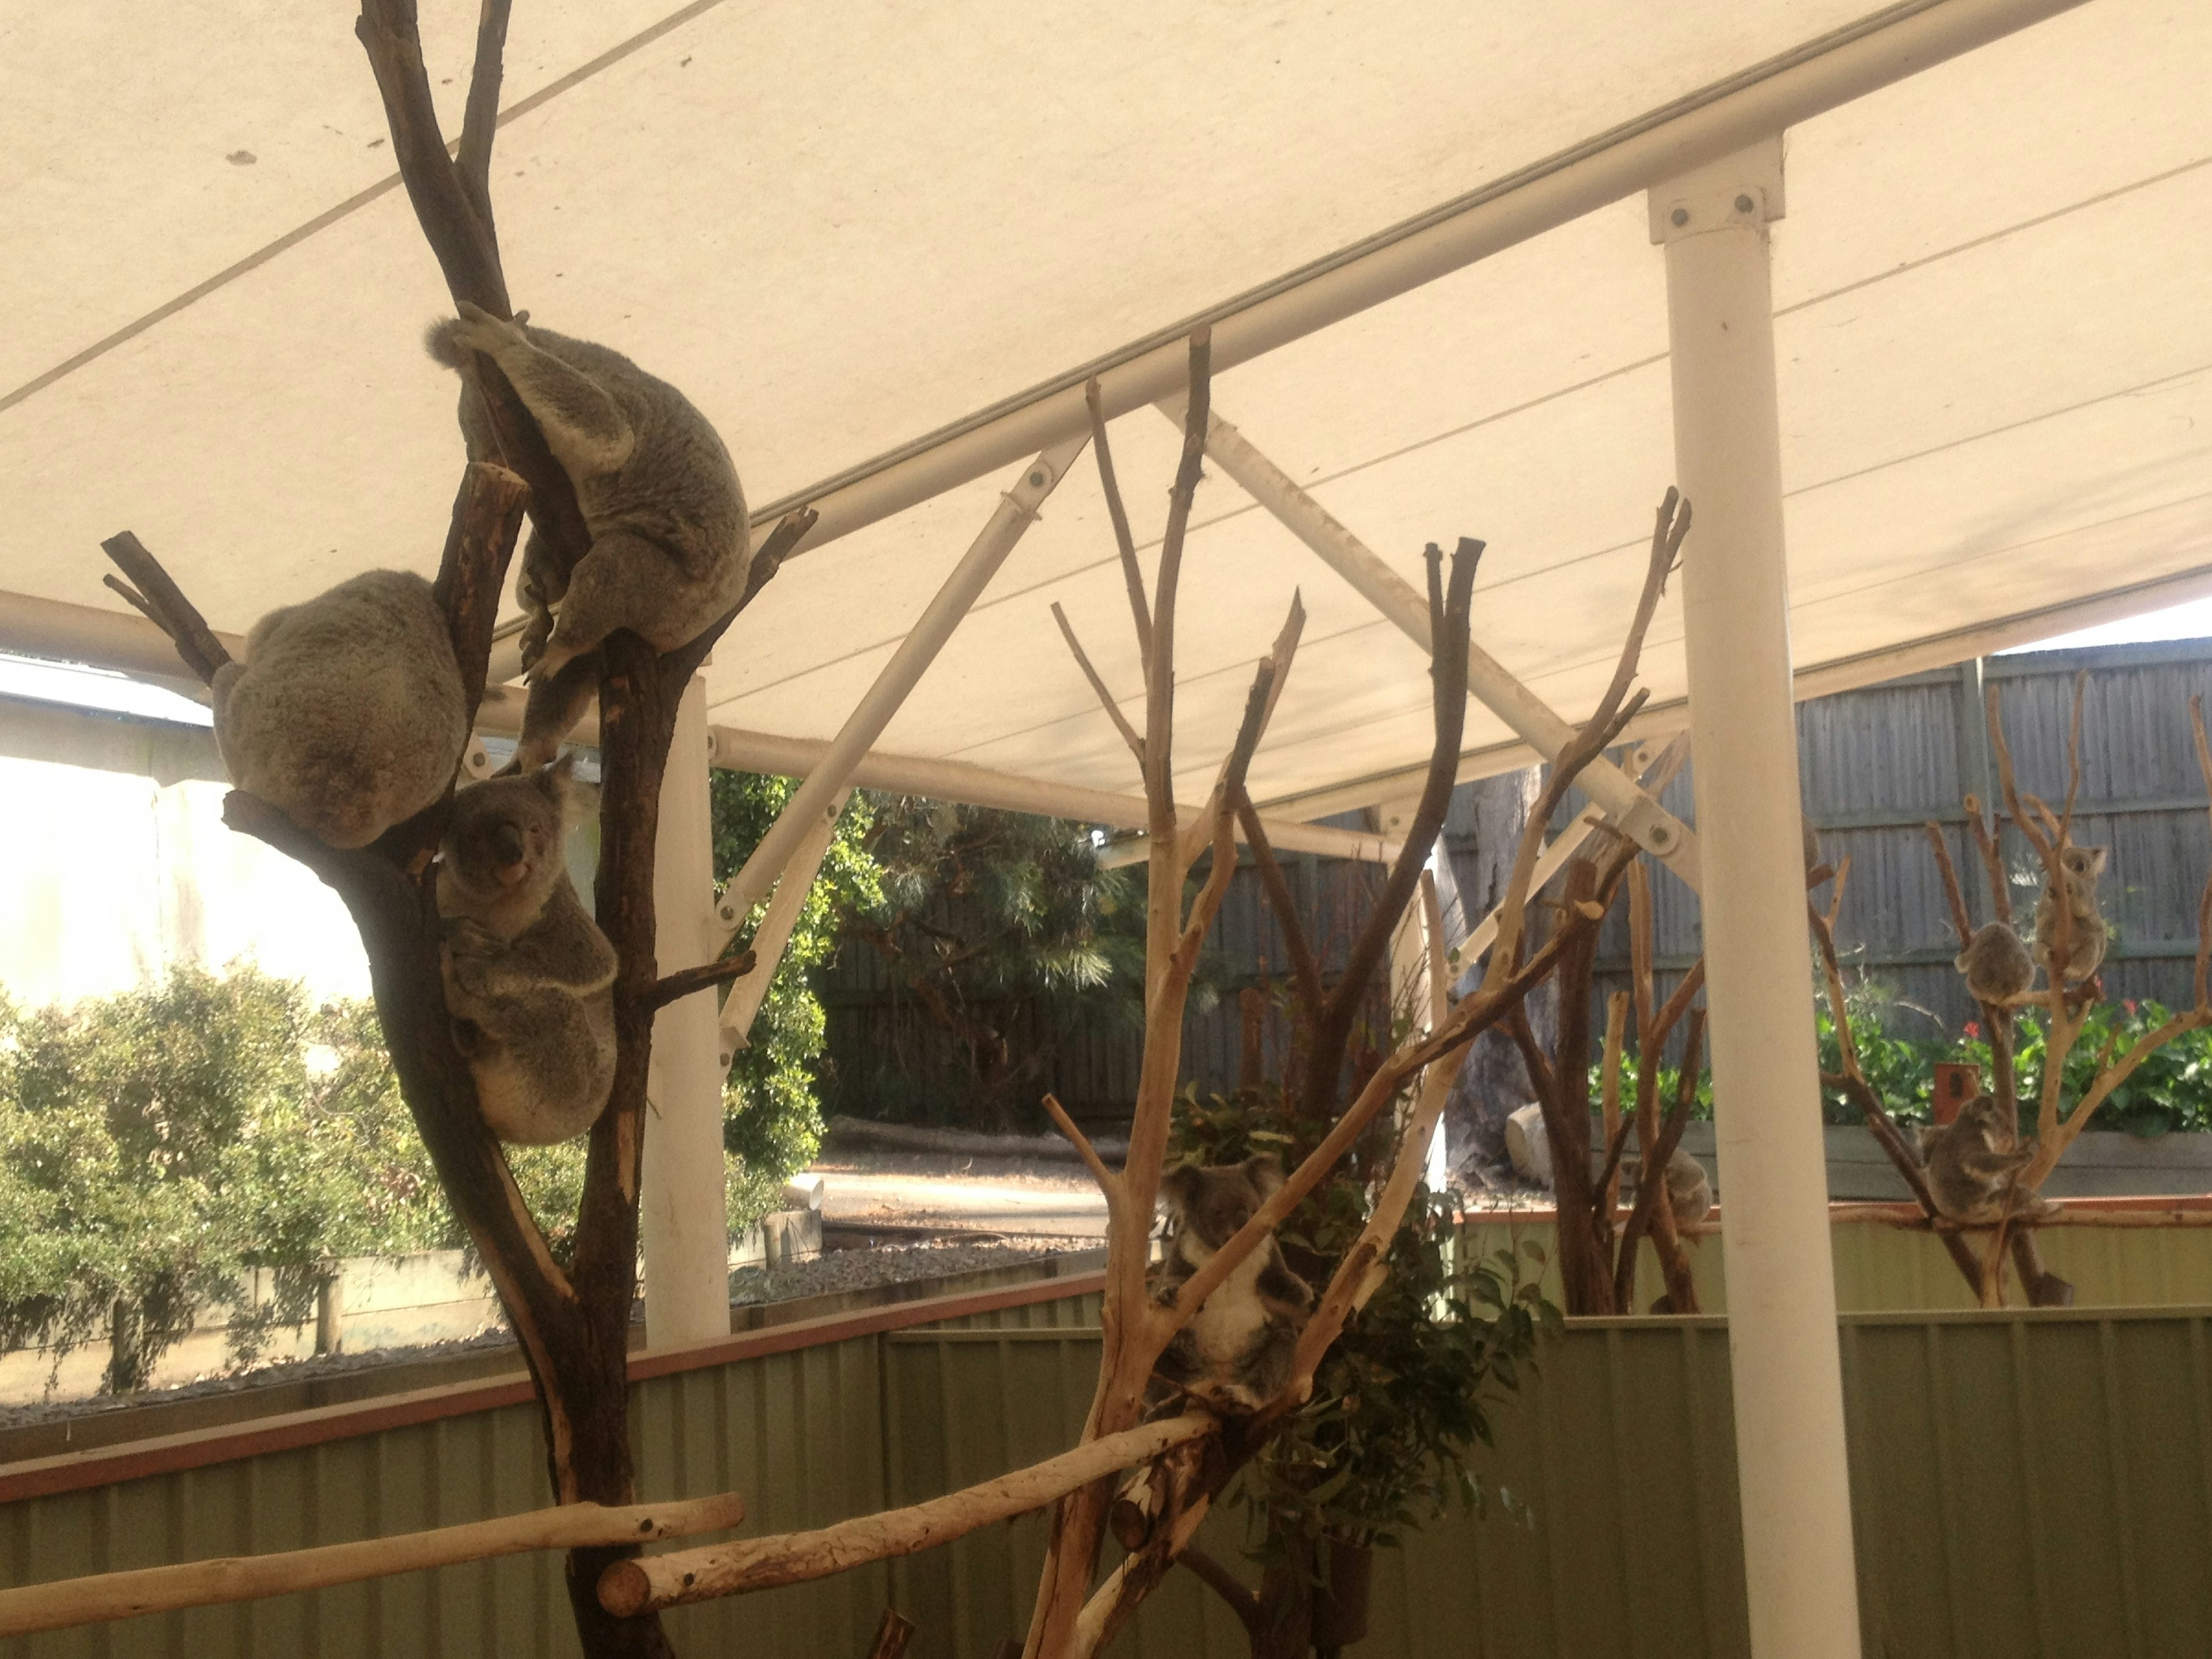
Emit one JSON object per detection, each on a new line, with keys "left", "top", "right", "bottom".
{"left": 98, "top": 533, "right": 233, "bottom": 685}
{"left": 1052, "top": 602, "right": 1146, "bottom": 766}
{"left": 1085, "top": 377, "right": 1152, "bottom": 671}
{"left": 1924, "top": 821, "right": 1975, "bottom": 947}
{"left": 1042, "top": 1093, "right": 1120, "bottom": 1199}
{"left": 647, "top": 950, "right": 756, "bottom": 1013}
{"left": 1232, "top": 789, "right": 1325, "bottom": 1018}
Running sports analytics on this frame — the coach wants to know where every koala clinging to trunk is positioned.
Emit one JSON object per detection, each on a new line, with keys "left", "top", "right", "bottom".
{"left": 427, "top": 302, "right": 750, "bottom": 771}
{"left": 2033, "top": 843, "right": 2109, "bottom": 984}
{"left": 1917, "top": 1093, "right": 2054, "bottom": 1224}
{"left": 213, "top": 570, "right": 468, "bottom": 849}
{"left": 437, "top": 756, "right": 618, "bottom": 1145}
{"left": 1151, "top": 1156, "right": 1314, "bottom": 1414}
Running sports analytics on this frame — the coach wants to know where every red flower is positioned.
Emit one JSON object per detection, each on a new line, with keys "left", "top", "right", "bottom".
{"left": 2125, "top": 999, "right": 2139, "bottom": 1016}
{"left": 1963, "top": 1021, "right": 1981, "bottom": 1040}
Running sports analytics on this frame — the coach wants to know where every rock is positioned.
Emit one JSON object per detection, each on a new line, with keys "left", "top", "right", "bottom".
{"left": 1504, "top": 1102, "right": 1553, "bottom": 1187}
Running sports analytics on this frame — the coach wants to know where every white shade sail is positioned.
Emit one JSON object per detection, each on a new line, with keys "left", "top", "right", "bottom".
{"left": 3, "top": 0, "right": 2206, "bottom": 816}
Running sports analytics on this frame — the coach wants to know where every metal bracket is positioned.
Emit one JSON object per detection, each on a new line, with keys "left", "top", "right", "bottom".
{"left": 1648, "top": 135, "right": 1786, "bottom": 244}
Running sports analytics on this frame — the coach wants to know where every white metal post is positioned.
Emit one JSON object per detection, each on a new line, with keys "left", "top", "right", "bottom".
{"left": 715, "top": 785, "right": 853, "bottom": 1074}
{"left": 1652, "top": 139, "right": 1861, "bottom": 1658}
{"left": 639, "top": 675, "right": 733, "bottom": 1348}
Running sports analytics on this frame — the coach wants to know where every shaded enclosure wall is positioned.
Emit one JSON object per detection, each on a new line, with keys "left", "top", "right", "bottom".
{"left": 817, "top": 639, "right": 2212, "bottom": 1132}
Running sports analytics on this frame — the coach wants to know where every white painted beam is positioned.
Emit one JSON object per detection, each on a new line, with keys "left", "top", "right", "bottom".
{"left": 1168, "top": 401, "right": 1699, "bottom": 889}
{"left": 1656, "top": 139, "right": 1859, "bottom": 1659}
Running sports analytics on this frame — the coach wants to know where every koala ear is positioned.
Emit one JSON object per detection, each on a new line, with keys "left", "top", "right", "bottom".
{"left": 1161, "top": 1164, "right": 1206, "bottom": 1214}
{"left": 537, "top": 752, "right": 599, "bottom": 827}
{"left": 1243, "top": 1153, "right": 1286, "bottom": 1197}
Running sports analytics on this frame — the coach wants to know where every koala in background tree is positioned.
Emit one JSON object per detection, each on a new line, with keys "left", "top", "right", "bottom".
{"left": 426, "top": 302, "right": 750, "bottom": 771}
{"left": 1664, "top": 1146, "right": 1714, "bottom": 1229}
{"left": 2033, "top": 843, "right": 2109, "bottom": 984}
{"left": 1150, "top": 1156, "right": 1315, "bottom": 1413}
{"left": 1918, "top": 1093, "right": 2054, "bottom": 1224}
{"left": 436, "top": 756, "right": 618, "bottom": 1144}
{"left": 1955, "top": 919, "right": 2036, "bottom": 1005}
{"left": 213, "top": 570, "right": 468, "bottom": 849}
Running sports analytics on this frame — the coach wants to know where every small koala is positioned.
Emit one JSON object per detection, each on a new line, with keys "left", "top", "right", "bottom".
{"left": 437, "top": 756, "right": 618, "bottom": 1144}
{"left": 1664, "top": 1146, "right": 1714, "bottom": 1229}
{"left": 2033, "top": 843, "right": 2109, "bottom": 984}
{"left": 1955, "top": 920, "right": 2036, "bottom": 1004}
{"left": 213, "top": 570, "right": 468, "bottom": 849}
{"left": 1150, "top": 1156, "right": 1314, "bottom": 1414}
{"left": 426, "top": 304, "right": 749, "bottom": 772}
{"left": 1917, "top": 1094, "right": 2054, "bottom": 1224}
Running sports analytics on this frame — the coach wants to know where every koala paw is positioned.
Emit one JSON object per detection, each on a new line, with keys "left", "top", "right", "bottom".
{"left": 450, "top": 300, "right": 528, "bottom": 359}
{"left": 442, "top": 918, "right": 505, "bottom": 963}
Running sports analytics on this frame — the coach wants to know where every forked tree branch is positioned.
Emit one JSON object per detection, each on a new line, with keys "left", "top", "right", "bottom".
{"left": 1232, "top": 789, "right": 1325, "bottom": 1018}
{"left": 1052, "top": 603, "right": 1146, "bottom": 767}
{"left": 647, "top": 949, "right": 755, "bottom": 1013}
{"left": 1084, "top": 377, "right": 1152, "bottom": 671}
{"left": 454, "top": 0, "right": 512, "bottom": 238}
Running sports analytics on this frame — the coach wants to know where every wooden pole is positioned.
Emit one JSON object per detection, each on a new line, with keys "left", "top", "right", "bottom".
{"left": 599, "top": 1415, "right": 1216, "bottom": 1616}
{"left": 0, "top": 1494, "right": 744, "bottom": 1639}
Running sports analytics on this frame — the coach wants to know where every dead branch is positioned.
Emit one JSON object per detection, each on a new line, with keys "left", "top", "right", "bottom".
{"left": 0, "top": 1492, "right": 743, "bottom": 1641}
{"left": 741, "top": 507, "right": 819, "bottom": 609}
{"left": 1232, "top": 789, "right": 1325, "bottom": 1018}
{"left": 99, "top": 533, "right": 233, "bottom": 683}
{"left": 1296, "top": 538, "right": 1477, "bottom": 1121}
{"left": 1924, "top": 823, "right": 1975, "bottom": 948}
{"left": 1600, "top": 992, "right": 1628, "bottom": 1215}
{"left": 599, "top": 1415, "right": 1217, "bottom": 1615}
{"left": 454, "top": 0, "right": 512, "bottom": 237}
{"left": 1615, "top": 1010, "right": 1704, "bottom": 1313}
{"left": 1084, "top": 377, "right": 1152, "bottom": 669}
{"left": 1042, "top": 1093, "right": 1120, "bottom": 1199}
{"left": 863, "top": 1609, "right": 917, "bottom": 1659}
{"left": 1173, "top": 1547, "right": 1263, "bottom": 1633}
{"left": 647, "top": 949, "right": 755, "bottom": 1013}
{"left": 1141, "top": 328, "right": 1211, "bottom": 816}
{"left": 1051, "top": 601, "right": 1146, "bottom": 766}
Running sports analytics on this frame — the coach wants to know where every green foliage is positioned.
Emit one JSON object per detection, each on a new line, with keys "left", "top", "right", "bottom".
{"left": 1166, "top": 1089, "right": 1552, "bottom": 1555}
{"left": 0, "top": 969, "right": 455, "bottom": 1391}
{"left": 710, "top": 772, "right": 880, "bottom": 1221}
{"left": 827, "top": 797, "right": 1147, "bottom": 1131}
{"left": 1963, "top": 997, "right": 2212, "bottom": 1139}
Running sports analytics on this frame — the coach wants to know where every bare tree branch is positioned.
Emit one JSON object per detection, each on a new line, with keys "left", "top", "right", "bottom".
{"left": 1052, "top": 601, "right": 1146, "bottom": 768}
{"left": 1085, "top": 376, "right": 1152, "bottom": 671}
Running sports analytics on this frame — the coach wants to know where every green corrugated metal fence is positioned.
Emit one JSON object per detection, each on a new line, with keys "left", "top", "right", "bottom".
{"left": 5, "top": 1292, "right": 2209, "bottom": 1657}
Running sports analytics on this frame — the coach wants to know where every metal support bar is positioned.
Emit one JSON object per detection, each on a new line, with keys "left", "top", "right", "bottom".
{"left": 713, "top": 785, "right": 852, "bottom": 1074}
{"left": 1655, "top": 139, "right": 1859, "bottom": 1659}
{"left": 1163, "top": 400, "right": 1699, "bottom": 889}
{"left": 713, "top": 439, "right": 1087, "bottom": 935}
{"left": 640, "top": 675, "right": 733, "bottom": 1347}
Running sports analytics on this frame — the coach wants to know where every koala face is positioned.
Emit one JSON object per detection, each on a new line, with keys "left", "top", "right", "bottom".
{"left": 1162, "top": 1155, "right": 1285, "bottom": 1250}
{"left": 2062, "top": 844, "right": 2108, "bottom": 881}
{"left": 438, "top": 755, "right": 590, "bottom": 927}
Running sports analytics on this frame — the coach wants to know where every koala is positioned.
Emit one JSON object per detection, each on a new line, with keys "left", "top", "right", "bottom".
{"left": 1150, "top": 1156, "right": 1314, "bottom": 1414}
{"left": 2032, "top": 843, "right": 2109, "bottom": 984}
{"left": 436, "top": 756, "right": 618, "bottom": 1144}
{"left": 426, "top": 302, "right": 750, "bottom": 771}
{"left": 212, "top": 570, "right": 468, "bottom": 849}
{"left": 1917, "top": 1094, "right": 2054, "bottom": 1224}
{"left": 1664, "top": 1146, "right": 1714, "bottom": 1229}
{"left": 1955, "top": 920, "right": 2036, "bottom": 1005}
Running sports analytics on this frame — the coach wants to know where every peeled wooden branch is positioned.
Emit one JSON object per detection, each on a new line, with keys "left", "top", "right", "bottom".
{"left": 1052, "top": 601, "right": 1146, "bottom": 766}
{"left": 1232, "top": 787, "right": 1325, "bottom": 1018}
{"left": 0, "top": 1493, "right": 743, "bottom": 1639}
{"left": 1043, "top": 1092, "right": 1120, "bottom": 1199}
{"left": 1084, "top": 376, "right": 1152, "bottom": 669}
{"left": 865, "top": 1608, "right": 918, "bottom": 1659}
{"left": 430, "top": 460, "right": 531, "bottom": 724}
{"left": 597, "top": 1416, "right": 1217, "bottom": 1615}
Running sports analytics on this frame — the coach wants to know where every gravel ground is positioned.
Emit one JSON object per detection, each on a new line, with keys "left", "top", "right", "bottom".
{"left": 730, "top": 1235, "right": 1097, "bottom": 1305}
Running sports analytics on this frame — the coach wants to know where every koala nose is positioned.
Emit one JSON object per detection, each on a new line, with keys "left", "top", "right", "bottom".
{"left": 493, "top": 824, "right": 527, "bottom": 869}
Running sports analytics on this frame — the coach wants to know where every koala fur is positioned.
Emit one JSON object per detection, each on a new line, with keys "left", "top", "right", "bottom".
{"left": 2033, "top": 843, "right": 2109, "bottom": 984}
{"left": 1151, "top": 1156, "right": 1313, "bottom": 1414}
{"left": 212, "top": 570, "right": 468, "bottom": 849}
{"left": 426, "top": 304, "right": 749, "bottom": 772}
{"left": 1917, "top": 1093, "right": 2054, "bottom": 1224}
{"left": 437, "top": 756, "right": 618, "bottom": 1145}
{"left": 1955, "top": 920, "right": 2036, "bottom": 1004}
{"left": 1664, "top": 1146, "right": 1714, "bottom": 1229}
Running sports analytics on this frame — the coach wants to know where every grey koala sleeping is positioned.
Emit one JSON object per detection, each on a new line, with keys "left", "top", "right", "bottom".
{"left": 1151, "top": 1156, "right": 1314, "bottom": 1414}
{"left": 213, "top": 570, "right": 468, "bottom": 849}
{"left": 1664, "top": 1146, "right": 1714, "bottom": 1229}
{"left": 1955, "top": 919, "right": 2036, "bottom": 1005}
{"left": 427, "top": 303, "right": 749, "bottom": 771}
{"left": 1917, "top": 1093, "right": 2054, "bottom": 1224}
{"left": 437, "top": 756, "right": 617, "bottom": 1145}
